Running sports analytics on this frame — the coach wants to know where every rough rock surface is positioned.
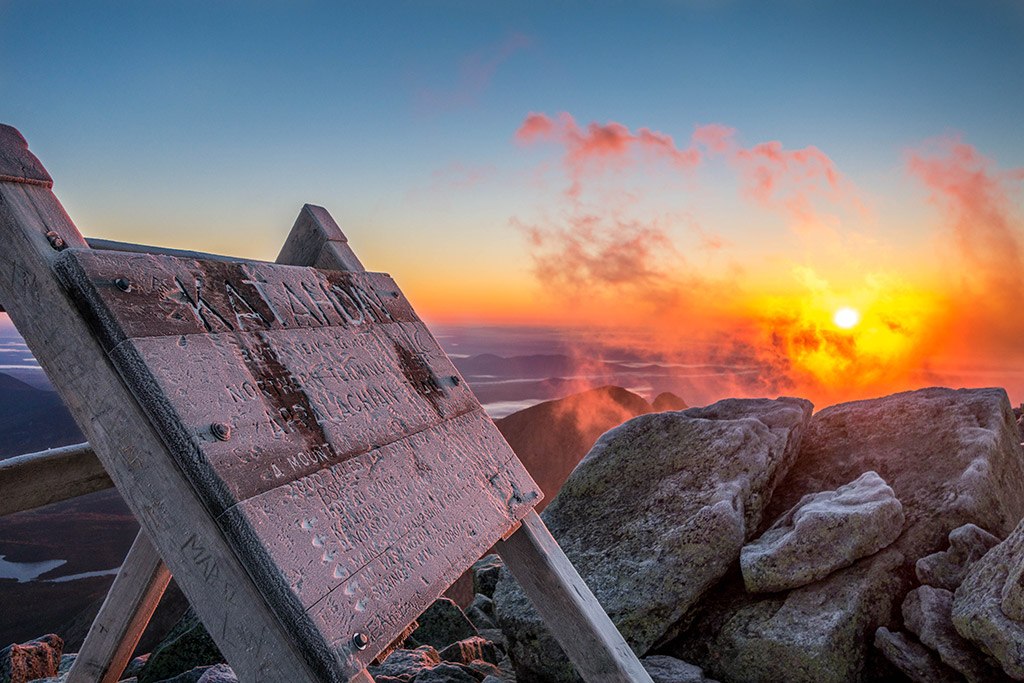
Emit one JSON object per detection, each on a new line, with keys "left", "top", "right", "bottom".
{"left": 641, "top": 655, "right": 717, "bottom": 683}
{"left": 145, "top": 664, "right": 238, "bottom": 683}
{"left": 413, "top": 662, "right": 482, "bottom": 682}
{"left": 494, "top": 397, "right": 813, "bottom": 683}
{"left": 368, "top": 642, "right": 507, "bottom": 682}
{"left": 466, "top": 594, "right": 498, "bottom": 631}
{"left": 741, "top": 471, "right": 904, "bottom": 593}
{"left": 0, "top": 634, "right": 63, "bottom": 683}
{"left": 674, "top": 387, "right": 1024, "bottom": 683}
{"left": 677, "top": 548, "right": 904, "bottom": 683}
{"left": 370, "top": 646, "right": 442, "bottom": 679}
{"left": 409, "top": 599, "right": 479, "bottom": 650}
{"left": 137, "top": 609, "right": 223, "bottom": 683}
{"left": 472, "top": 556, "right": 504, "bottom": 599}
{"left": 1002, "top": 553, "right": 1024, "bottom": 621}
{"left": 439, "top": 637, "right": 501, "bottom": 666}
{"left": 903, "top": 585, "right": 1006, "bottom": 682}
{"left": 873, "top": 627, "right": 961, "bottom": 683}
{"left": 953, "top": 516, "right": 1024, "bottom": 679}
{"left": 917, "top": 523, "right": 1001, "bottom": 591}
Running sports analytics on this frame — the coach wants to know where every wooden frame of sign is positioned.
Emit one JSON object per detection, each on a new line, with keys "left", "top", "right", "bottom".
{"left": 0, "top": 125, "right": 652, "bottom": 683}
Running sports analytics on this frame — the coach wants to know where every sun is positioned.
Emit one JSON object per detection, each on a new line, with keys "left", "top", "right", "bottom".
{"left": 833, "top": 306, "right": 861, "bottom": 329}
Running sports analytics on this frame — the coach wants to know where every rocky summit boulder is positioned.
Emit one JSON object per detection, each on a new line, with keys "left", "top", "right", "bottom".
{"left": 902, "top": 585, "right": 1007, "bottom": 682}
{"left": 0, "top": 634, "right": 63, "bottom": 683}
{"left": 673, "top": 387, "right": 1024, "bottom": 683}
{"left": 873, "top": 627, "right": 961, "bottom": 683}
{"left": 678, "top": 547, "right": 905, "bottom": 683}
{"left": 640, "top": 655, "right": 718, "bottom": 683}
{"left": 494, "top": 396, "right": 813, "bottom": 683}
{"left": 1003, "top": 548, "right": 1024, "bottom": 621}
{"left": 740, "top": 471, "right": 904, "bottom": 593}
{"left": 916, "top": 523, "right": 1001, "bottom": 591}
{"left": 952, "top": 515, "right": 1024, "bottom": 679}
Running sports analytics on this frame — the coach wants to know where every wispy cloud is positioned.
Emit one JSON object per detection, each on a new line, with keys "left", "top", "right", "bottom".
{"left": 414, "top": 33, "right": 532, "bottom": 114}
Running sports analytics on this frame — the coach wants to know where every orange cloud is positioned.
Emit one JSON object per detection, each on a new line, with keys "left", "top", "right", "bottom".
{"left": 518, "top": 112, "right": 864, "bottom": 228}
{"left": 512, "top": 212, "right": 683, "bottom": 308}
{"left": 907, "top": 135, "right": 1024, "bottom": 356}
{"left": 516, "top": 112, "right": 701, "bottom": 198}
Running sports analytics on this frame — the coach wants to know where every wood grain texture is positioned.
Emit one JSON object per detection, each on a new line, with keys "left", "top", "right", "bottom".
{"left": 0, "top": 442, "right": 112, "bottom": 516}
{"left": 52, "top": 231, "right": 541, "bottom": 669}
{"left": 277, "top": 204, "right": 365, "bottom": 272}
{"left": 0, "top": 125, "right": 52, "bottom": 187}
{"left": 0, "top": 179, "right": 328, "bottom": 682}
{"left": 67, "top": 531, "right": 171, "bottom": 683}
{"left": 496, "top": 512, "right": 654, "bottom": 683}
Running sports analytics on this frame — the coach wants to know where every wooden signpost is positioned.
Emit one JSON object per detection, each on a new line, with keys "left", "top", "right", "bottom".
{"left": 0, "top": 124, "right": 652, "bottom": 683}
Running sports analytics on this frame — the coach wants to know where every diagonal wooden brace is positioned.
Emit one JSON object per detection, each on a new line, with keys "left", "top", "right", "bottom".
{"left": 496, "top": 512, "right": 654, "bottom": 683}
{"left": 67, "top": 532, "right": 171, "bottom": 683}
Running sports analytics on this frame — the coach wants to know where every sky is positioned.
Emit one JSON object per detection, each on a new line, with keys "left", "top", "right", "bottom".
{"left": 2, "top": 0, "right": 1023, "bottom": 406}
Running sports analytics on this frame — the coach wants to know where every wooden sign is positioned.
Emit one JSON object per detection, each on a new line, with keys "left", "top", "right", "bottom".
{"left": 1, "top": 123, "right": 652, "bottom": 683}
{"left": 54, "top": 248, "right": 541, "bottom": 672}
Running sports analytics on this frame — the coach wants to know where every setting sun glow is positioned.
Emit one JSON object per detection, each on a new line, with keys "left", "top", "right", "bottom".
{"left": 833, "top": 307, "right": 861, "bottom": 330}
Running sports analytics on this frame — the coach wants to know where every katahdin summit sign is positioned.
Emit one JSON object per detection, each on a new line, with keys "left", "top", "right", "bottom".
{"left": 0, "top": 124, "right": 653, "bottom": 683}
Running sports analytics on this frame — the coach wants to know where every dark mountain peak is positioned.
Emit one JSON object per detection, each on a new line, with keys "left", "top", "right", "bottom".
{"left": 561, "top": 385, "right": 652, "bottom": 415}
{"left": 653, "top": 391, "right": 688, "bottom": 412}
{"left": 0, "top": 371, "right": 39, "bottom": 393}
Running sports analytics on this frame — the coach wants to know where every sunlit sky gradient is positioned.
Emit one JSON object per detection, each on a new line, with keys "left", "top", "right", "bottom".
{"left": 2, "top": 1, "right": 1024, "bottom": 406}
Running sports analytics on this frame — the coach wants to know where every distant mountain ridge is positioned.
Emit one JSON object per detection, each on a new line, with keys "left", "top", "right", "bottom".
{"left": 0, "top": 371, "right": 82, "bottom": 459}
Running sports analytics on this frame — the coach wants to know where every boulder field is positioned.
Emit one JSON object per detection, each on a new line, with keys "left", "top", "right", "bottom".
{"left": 494, "top": 386, "right": 1024, "bottom": 683}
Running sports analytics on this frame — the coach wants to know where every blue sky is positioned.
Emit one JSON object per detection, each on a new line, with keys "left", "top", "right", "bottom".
{"left": 2, "top": 1, "right": 1024, "bottom": 403}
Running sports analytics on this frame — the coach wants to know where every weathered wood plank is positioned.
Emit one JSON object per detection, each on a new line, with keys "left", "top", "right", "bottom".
{"left": 495, "top": 512, "right": 654, "bottom": 683}
{"left": 278, "top": 204, "right": 365, "bottom": 272}
{"left": 222, "top": 409, "right": 538, "bottom": 668}
{"left": 51, "top": 222, "right": 542, "bottom": 671}
{"left": 54, "top": 248, "right": 415, "bottom": 345}
{"left": 66, "top": 531, "right": 171, "bottom": 683}
{"left": 101, "top": 321, "right": 479, "bottom": 508}
{"left": 0, "top": 442, "right": 112, "bottom": 516}
{"left": 0, "top": 179, "right": 328, "bottom": 680}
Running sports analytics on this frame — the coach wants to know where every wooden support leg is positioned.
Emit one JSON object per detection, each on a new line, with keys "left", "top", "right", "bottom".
{"left": 495, "top": 511, "right": 653, "bottom": 683}
{"left": 67, "top": 531, "right": 171, "bottom": 683}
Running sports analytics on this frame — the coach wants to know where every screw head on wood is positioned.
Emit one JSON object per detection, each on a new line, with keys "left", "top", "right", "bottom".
{"left": 352, "top": 632, "right": 369, "bottom": 650}
{"left": 211, "top": 422, "right": 232, "bottom": 441}
{"left": 450, "top": 375, "right": 461, "bottom": 386}
{"left": 114, "top": 278, "right": 132, "bottom": 292}
{"left": 45, "top": 231, "right": 66, "bottom": 251}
